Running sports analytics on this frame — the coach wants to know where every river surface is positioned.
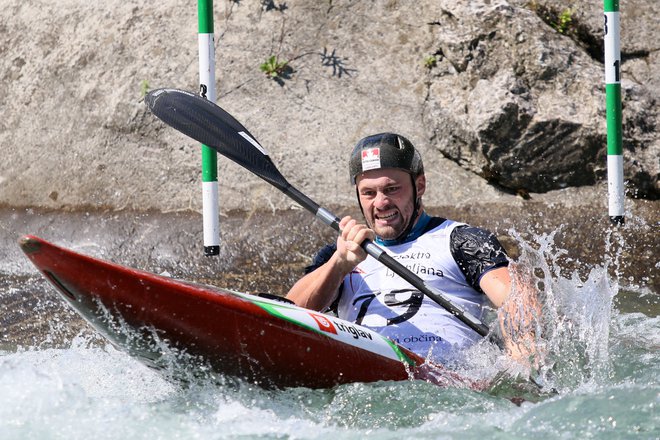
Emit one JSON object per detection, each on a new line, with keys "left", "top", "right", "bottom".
{"left": 0, "top": 207, "right": 658, "bottom": 439}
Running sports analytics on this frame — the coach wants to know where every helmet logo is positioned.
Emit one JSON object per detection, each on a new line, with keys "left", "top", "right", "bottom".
{"left": 361, "top": 148, "right": 381, "bottom": 171}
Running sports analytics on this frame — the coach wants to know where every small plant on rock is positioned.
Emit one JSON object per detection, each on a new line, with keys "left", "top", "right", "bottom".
{"left": 423, "top": 55, "right": 438, "bottom": 69}
{"left": 260, "top": 55, "right": 289, "bottom": 79}
{"left": 139, "top": 79, "right": 150, "bottom": 98}
{"left": 554, "top": 8, "right": 573, "bottom": 34}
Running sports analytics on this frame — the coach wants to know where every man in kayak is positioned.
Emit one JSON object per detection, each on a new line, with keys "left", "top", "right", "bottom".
{"left": 286, "top": 133, "right": 537, "bottom": 365}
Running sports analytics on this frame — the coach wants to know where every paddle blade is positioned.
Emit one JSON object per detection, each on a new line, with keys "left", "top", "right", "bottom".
{"left": 145, "top": 88, "right": 290, "bottom": 191}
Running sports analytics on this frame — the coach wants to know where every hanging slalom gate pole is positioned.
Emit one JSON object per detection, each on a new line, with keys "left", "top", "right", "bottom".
{"left": 604, "top": 0, "right": 624, "bottom": 225}
{"left": 198, "top": 0, "right": 220, "bottom": 255}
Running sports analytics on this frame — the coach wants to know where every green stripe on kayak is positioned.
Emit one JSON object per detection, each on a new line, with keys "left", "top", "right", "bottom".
{"left": 254, "top": 300, "right": 416, "bottom": 366}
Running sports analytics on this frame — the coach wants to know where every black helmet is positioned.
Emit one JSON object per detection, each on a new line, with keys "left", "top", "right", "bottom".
{"left": 349, "top": 133, "right": 424, "bottom": 184}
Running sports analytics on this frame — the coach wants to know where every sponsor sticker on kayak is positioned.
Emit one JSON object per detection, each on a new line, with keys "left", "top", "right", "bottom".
{"left": 309, "top": 312, "right": 337, "bottom": 334}
{"left": 241, "top": 293, "right": 412, "bottom": 365}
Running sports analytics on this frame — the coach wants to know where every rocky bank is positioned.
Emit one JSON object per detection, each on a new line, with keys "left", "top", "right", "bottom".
{"left": 1, "top": 0, "right": 658, "bottom": 210}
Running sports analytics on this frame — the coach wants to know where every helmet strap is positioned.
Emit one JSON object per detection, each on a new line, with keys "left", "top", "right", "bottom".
{"left": 394, "top": 174, "right": 421, "bottom": 241}
{"left": 356, "top": 185, "right": 368, "bottom": 226}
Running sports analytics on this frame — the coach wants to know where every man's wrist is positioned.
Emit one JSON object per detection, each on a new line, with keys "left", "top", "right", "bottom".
{"left": 329, "top": 252, "right": 355, "bottom": 278}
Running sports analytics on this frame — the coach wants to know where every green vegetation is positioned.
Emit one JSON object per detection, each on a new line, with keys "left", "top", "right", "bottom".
{"left": 423, "top": 55, "right": 438, "bottom": 69}
{"left": 554, "top": 8, "right": 573, "bottom": 34}
{"left": 139, "top": 79, "right": 150, "bottom": 98}
{"left": 526, "top": 2, "right": 576, "bottom": 35}
{"left": 260, "top": 56, "right": 289, "bottom": 79}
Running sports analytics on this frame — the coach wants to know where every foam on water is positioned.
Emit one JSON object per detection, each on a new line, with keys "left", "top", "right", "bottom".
{"left": 0, "top": 332, "right": 657, "bottom": 439}
{"left": 0, "top": 339, "right": 175, "bottom": 439}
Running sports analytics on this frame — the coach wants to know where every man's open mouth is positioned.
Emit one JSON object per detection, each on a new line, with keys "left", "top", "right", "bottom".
{"left": 375, "top": 211, "right": 399, "bottom": 221}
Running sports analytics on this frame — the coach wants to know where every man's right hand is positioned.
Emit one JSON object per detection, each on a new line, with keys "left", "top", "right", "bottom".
{"left": 285, "top": 216, "right": 375, "bottom": 311}
{"left": 336, "top": 216, "right": 375, "bottom": 273}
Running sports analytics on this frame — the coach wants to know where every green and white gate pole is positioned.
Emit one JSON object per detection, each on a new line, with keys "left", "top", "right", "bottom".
{"left": 198, "top": 0, "right": 220, "bottom": 255}
{"left": 604, "top": 0, "right": 624, "bottom": 225}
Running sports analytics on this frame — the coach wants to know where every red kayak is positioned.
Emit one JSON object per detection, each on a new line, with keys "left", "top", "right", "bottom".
{"left": 19, "top": 235, "right": 477, "bottom": 390}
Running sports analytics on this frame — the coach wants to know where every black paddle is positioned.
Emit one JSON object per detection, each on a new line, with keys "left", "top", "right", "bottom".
{"left": 144, "top": 88, "right": 492, "bottom": 338}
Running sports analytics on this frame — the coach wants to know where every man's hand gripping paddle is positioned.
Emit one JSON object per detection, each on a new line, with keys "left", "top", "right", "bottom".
{"left": 144, "top": 88, "right": 493, "bottom": 338}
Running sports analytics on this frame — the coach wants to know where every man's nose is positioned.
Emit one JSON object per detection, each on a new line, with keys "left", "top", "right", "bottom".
{"left": 374, "top": 191, "right": 390, "bottom": 208}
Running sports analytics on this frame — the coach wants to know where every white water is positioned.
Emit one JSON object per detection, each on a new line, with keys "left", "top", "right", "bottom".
{"left": 1, "top": 229, "right": 658, "bottom": 439}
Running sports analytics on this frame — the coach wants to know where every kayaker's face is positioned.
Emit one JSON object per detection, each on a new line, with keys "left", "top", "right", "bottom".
{"left": 356, "top": 169, "right": 425, "bottom": 240}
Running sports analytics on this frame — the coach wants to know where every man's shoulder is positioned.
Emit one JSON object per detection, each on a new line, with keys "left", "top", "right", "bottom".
{"left": 422, "top": 216, "right": 464, "bottom": 236}
{"left": 304, "top": 243, "right": 337, "bottom": 274}
{"left": 424, "top": 216, "right": 449, "bottom": 232}
{"left": 447, "top": 223, "right": 509, "bottom": 291}
{"left": 449, "top": 223, "right": 497, "bottom": 245}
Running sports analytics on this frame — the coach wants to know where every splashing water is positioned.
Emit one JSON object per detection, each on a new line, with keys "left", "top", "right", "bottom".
{"left": 1, "top": 227, "right": 658, "bottom": 439}
{"left": 511, "top": 227, "right": 619, "bottom": 391}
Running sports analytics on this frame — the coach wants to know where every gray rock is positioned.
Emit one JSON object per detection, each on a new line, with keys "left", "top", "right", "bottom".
{"left": 0, "top": 0, "right": 657, "bottom": 215}
{"left": 424, "top": 0, "right": 658, "bottom": 197}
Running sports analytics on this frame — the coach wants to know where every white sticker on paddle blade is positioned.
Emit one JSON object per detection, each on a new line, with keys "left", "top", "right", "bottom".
{"left": 238, "top": 131, "right": 269, "bottom": 156}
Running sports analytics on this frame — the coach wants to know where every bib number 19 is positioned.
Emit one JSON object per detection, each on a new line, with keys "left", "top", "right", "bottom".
{"left": 355, "top": 289, "right": 424, "bottom": 326}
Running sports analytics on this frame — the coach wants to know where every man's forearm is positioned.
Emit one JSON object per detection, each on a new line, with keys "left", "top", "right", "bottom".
{"left": 498, "top": 268, "right": 544, "bottom": 368}
{"left": 285, "top": 252, "right": 353, "bottom": 311}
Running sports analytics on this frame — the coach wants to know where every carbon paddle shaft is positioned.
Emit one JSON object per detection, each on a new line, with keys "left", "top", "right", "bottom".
{"left": 146, "top": 88, "right": 492, "bottom": 338}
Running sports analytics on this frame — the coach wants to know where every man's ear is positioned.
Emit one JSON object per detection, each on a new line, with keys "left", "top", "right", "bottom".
{"left": 415, "top": 174, "right": 426, "bottom": 197}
